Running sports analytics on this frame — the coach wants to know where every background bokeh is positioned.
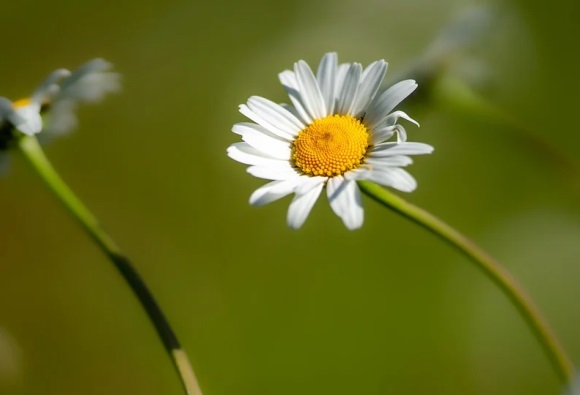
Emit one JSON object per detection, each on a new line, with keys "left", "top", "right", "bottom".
{"left": 1, "top": 0, "right": 579, "bottom": 394}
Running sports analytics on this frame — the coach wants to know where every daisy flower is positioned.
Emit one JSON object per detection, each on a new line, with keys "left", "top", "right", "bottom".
{"left": 0, "top": 59, "right": 119, "bottom": 169}
{"left": 0, "top": 58, "right": 119, "bottom": 138}
{"left": 0, "top": 68, "right": 70, "bottom": 136}
{"left": 227, "top": 52, "right": 434, "bottom": 230}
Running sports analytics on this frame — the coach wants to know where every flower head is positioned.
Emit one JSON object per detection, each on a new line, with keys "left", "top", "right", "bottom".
{"left": 0, "top": 58, "right": 119, "bottom": 139}
{"left": 228, "top": 52, "right": 433, "bottom": 230}
{"left": 0, "top": 68, "right": 70, "bottom": 136}
{"left": 0, "top": 59, "right": 119, "bottom": 171}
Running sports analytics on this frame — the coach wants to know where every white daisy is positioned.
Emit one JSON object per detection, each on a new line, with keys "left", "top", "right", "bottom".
{"left": 0, "top": 59, "right": 119, "bottom": 172}
{"left": 227, "top": 52, "right": 434, "bottom": 230}
{"left": 0, "top": 58, "right": 120, "bottom": 138}
{"left": 0, "top": 68, "right": 70, "bottom": 136}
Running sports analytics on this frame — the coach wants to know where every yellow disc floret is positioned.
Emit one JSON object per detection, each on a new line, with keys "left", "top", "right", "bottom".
{"left": 292, "top": 114, "right": 369, "bottom": 177}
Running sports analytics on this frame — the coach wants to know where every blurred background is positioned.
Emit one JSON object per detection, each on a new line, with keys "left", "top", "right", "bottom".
{"left": 1, "top": 0, "right": 579, "bottom": 394}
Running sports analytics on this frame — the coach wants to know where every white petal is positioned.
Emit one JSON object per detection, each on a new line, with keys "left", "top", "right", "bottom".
{"left": 350, "top": 60, "right": 387, "bottom": 117}
{"left": 31, "top": 68, "right": 71, "bottom": 103}
{"left": 370, "top": 112, "right": 419, "bottom": 144}
{"left": 241, "top": 127, "right": 291, "bottom": 160}
{"left": 336, "top": 63, "right": 361, "bottom": 115}
{"left": 279, "top": 70, "right": 313, "bottom": 124}
{"left": 294, "top": 60, "right": 326, "bottom": 119}
{"left": 334, "top": 63, "right": 351, "bottom": 102}
{"left": 10, "top": 103, "right": 42, "bottom": 135}
{"left": 232, "top": 122, "right": 283, "bottom": 140}
{"left": 227, "top": 142, "right": 287, "bottom": 166}
{"left": 247, "top": 163, "right": 299, "bottom": 180}
{"left": 396, "top": 124, "right": 407, "bottom": 143}
{"left": 279, "top": 103, "right": 308, "bottom": 125}
{"left": 294, "top": 175, "right": 327, "bottom": 195}
{"left": 353, "top": 167, "right": 417, "bottom": 192}
{"left": 327, "top": 176, "right": 364, "bottom": 230}
{"left": 247, "top": 96, "right": 304, "bottom": 134}
{"left": 239, "top": 104, "right": 295, "bottom": 141}
{"left": 233, "top": 123, "right": 274, "bottom": 141}
{"left": 249, "top": 179, "right": 300, "bottom": 206}
{"left": 365, "top": 80, "right": 418, "bottom": 129}
{"left": 43, "top": 100, "right": 77, "bottom": 136}
{"left": 365, "top": 155, "right": 413, "bottom": 167}
{"left": 42, "top": 61, "right": 119, "bottom": 136}
{"left": 369, "top": 142, "right": 434, "bottom": 157}
{"left": 369, "top": 125, "right": 396, "bottom": 145}
{"left": 385, "top": 110, "right": 420, "bottom": 127}
{"left": 287, "top": 181, "right": 324, "bottom": 229}
{"left": 57, "top": 59, "right": 120, "bottom": 103}
{"left": 316, "top": 52, "right": 337, "bottom": 115}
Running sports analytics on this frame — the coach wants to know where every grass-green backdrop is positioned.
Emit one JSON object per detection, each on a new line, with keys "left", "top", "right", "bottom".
{"left": 1, "top": 0, "right": 579, "bottom": 394}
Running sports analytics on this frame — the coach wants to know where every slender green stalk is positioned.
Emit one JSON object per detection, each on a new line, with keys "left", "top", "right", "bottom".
{"left": 17, "top": 134, "right": 203, "bottom": 395}
{"left": 358, "top": 180, "right": 574, "bottom": 383}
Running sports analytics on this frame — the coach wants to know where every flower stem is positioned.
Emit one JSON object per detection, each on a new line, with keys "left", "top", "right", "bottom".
{"left": 17, "top": 134, "right": 203, "bottom": 395}
{"left": 358, "top": 180, "right": 574, "bottom": 384}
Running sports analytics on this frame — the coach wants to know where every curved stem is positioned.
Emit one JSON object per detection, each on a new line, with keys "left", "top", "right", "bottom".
{"left": 17, "top": 134, "right": 203, "bottom": 395}
{"left": 358, "top": 180, "right": 574, "bottom": 384}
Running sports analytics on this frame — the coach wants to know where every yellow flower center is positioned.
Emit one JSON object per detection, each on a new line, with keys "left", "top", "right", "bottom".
{"left": 292, "top": 114, "right": 369, "bottom": 177}
{"left": 12, "top": 98, "right": 32, "bottom": 108}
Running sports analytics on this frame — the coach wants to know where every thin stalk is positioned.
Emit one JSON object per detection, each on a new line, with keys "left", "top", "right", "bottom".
{"left": 358, "top": 180, "right": 574, "bottom": 384}
{"left": 17, "top": 134, "right": 203, "bottom": 395}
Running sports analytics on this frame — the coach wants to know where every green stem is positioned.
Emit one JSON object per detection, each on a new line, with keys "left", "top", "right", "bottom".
{"left": 17, "top": 134, "right": 203, "bottom": 395}
{"left": 358, "top": 180, "right": 574, "bottom": 384}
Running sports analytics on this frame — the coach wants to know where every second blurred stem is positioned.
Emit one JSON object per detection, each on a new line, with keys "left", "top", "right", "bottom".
{"left": 17, "top": 134, "right": 203, "bottom": 395}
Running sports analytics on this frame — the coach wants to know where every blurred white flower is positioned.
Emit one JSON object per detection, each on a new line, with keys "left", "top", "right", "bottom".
{"left": 227, "top": 53, "right": 433, "bottom": 230}
{"left": 395, "top": 5, "right": 496, "bottom": 94}
{"left": 0, "top": 68, "right": 70, "bottom": 136}
{"left": 0, "top": 59, "right": 120, "bottom": 170}
{"left": 422, "top": 6, "right": 494, "bottom": 66}
{"left": 0, "top": 58, "right": 120, "bottom": 137}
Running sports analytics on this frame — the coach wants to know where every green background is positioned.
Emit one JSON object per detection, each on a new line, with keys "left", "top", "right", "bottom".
{"left": 1, "top": 0, "right": 579, "bottom": 394}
